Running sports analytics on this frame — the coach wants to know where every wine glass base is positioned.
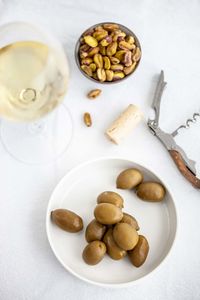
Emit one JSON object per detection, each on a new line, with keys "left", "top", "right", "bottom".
{"left": 0, "top": 105, "right": 73, "bottom": 164}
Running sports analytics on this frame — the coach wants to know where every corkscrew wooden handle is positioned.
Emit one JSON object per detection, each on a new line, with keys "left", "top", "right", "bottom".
{"left": 169, "top": 150, "right": 200, "bottom": 188}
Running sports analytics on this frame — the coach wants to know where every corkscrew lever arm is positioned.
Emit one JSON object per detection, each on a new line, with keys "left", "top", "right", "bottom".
{"left": 148, "top": 70, "right": 200, "bottom": 188}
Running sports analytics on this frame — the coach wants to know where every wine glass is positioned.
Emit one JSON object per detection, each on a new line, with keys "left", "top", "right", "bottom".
{"left": 0, "top": 22, "right": 73, "bottom": 164}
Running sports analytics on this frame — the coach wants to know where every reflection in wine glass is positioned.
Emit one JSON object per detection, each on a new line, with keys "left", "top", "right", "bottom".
{"left": 0, "top": 22, "right": 73, "bottom": 164}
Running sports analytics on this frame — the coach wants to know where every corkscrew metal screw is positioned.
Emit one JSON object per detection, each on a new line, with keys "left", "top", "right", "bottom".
{"left": 172, "top": 112, "right": 200, "bottom": 137}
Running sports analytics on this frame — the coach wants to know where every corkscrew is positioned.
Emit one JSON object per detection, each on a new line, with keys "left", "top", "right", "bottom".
{"left": 148, "top": 70, "right": 200, "bottom": 189}
{"left": 172, "top": 112, "right": 200, "bottom": 137}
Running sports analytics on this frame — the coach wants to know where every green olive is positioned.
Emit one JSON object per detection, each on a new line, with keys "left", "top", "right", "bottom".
{"left": 113, "top": 223, "right": 139, "bottom": 250}
{"left": 82, "top": 241, "right": 106, "bottom": 265}
{"left": 85, "top": 219, "right": 106, "bottom": 242}
{"left": 120, "top": 212, "right": 140, "bottom": 231}
{"left": 94, "top": 203, "right": 123, "bottom": 225}
{"left": 116, "top": 168, "right": 143, "bottom": 189}
{"left": 51, "top": 209, "right": 83, "bottom": 233}
{"left": 136, "top": 182, "right": 165, "bottom": 202}
{"left": 103, "top": 228, "right": 126, "bottom": 260}
{"left": 128, "top": 235, "right": 149, "bottom": 267}
{"left": 97, "top": 191, "right": 124, "bottom": 208}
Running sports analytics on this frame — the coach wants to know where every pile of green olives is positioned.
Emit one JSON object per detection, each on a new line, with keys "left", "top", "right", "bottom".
{"left": 51, "top": 167, "right": 166, "bottom": 268}
{"left": 83, "top": 189, "right": 149, "bottom": 267}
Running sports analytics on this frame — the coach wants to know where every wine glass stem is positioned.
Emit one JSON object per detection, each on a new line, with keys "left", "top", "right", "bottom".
{"left": 28, "top": 121, "right": 46, "bottom": 135}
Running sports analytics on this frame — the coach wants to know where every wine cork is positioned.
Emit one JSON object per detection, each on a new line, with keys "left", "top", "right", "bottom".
{"left": 105, "top": 104, "right": 143, "bottom": 144}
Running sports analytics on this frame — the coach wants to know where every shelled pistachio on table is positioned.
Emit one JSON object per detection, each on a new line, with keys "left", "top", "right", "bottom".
{"left": 83, "top": 112, "right": 92, "bottom": 127}
{"left": 79, "top": 23, "right": 141, "bottom": 82}
{"left": 83, "top": 89, "right": 102, "bottom": 128}
{"left": 51, "top": 167, "right": 166, "bottom": 268}
{"left": 87, "top": 89, "right": 102, "bottom": 99}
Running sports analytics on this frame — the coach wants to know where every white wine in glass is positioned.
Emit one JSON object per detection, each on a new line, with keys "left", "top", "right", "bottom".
{"left": 0, "top": 22, "right": 72, "bottom": 164}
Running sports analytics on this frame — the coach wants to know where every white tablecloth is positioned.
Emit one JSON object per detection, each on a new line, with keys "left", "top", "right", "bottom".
{"left": 0, "top": 0, "right": 200, "bottom": 299}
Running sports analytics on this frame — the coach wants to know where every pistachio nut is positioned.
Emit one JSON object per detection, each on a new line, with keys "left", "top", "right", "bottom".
{"left": 94, "top": 53, "right": 103, "bottom": 68}
{"left": 88, "top": 46, "right": 100, "bottom": 57}
{"left": 93, "top": 30, "right": 108, "bottom": 41}
{"left": 81, "top": 65, "right": 93, "bottom": 77}
{"left": 118, "top": 36, "right": 125, "bottom": 42}
{"left": 112, "top": 30, "right": 126, "bottom": 42}
{"left": 80, "top": 51, "right": 88, "bottom": 59}
{"left": 84, "top": 35, "right": 98, "bottom": 47}
{"left": 110, "top": 64, "right": 124, "bottom": 71}
{"left": 114, "top": 50, "right": 126, "bottom": 61}
{"left": 119, "top": 40, "right": 136, "bottom": 50}
{"left": 105, "top": 70, "right": 114, "bottom": 81}
{"left": 113, "top": 71, "right": 125, "bottom": 80}
{"left": 103, "top": 56, "right": 111, "bottom": 70}
{"left": 92, "top": 72, "right": 98, "bottom": 80}
{"left": 124, "top": 62, "right": 137, "bottom": 75}
{"left": 99, "top": 45, "right": 106, "bottom": 55}
{"left": 83, "top": 112, "right": 92, "bottom": 127}
{"left": 100, "top": 36, "right": 112, "bottom": 47}
{"left": 126, "top": 35, "right": 135, "bottom": 44}
{"left": 97, "top": 68, "right": 106, "bottom": 82}
{"left": 103, "top": 23, "right": 119, "bottom": 31}
{"left": 89, "top": 63, "right": 97, "bottom": 72}
{"left": 106, "top": 41, "right": 117, "bottom": 56}
{"left": 80, "top": 44, "right": 90, "bottom": 52}
{"left": 123, "top": 51, "right": 132, "bottom": 67}
{"left": 110, "top": 56, "right": 120, "bottom": 64}
{"left": 81, "top": 57, "right": 93, "bottom": 65}
{"left": 87, "top": 89, "right": 102, "bottom": 99}
{"left": 133, "top": 47, "right": 141, "bottom": 62}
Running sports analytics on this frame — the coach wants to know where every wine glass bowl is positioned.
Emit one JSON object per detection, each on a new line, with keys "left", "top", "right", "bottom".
{"left": 0, "top": 23, "right": 69, "bottom": 122}
{"left": 0, "top": 22, "right": 73, "bottom": 164}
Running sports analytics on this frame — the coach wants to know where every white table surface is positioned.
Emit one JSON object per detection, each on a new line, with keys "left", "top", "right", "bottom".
{"left": 0, "top": 0, "right": 200, "bottom": 299}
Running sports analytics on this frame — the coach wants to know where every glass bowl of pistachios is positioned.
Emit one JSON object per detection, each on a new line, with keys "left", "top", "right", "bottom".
{"left": 75, "top": 22, "right": 142, "bottom": 84}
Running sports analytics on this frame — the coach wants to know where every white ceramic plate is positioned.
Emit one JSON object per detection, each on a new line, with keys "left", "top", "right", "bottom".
{"left": 46, "top": 158, "right": 177, "bottom": 287}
